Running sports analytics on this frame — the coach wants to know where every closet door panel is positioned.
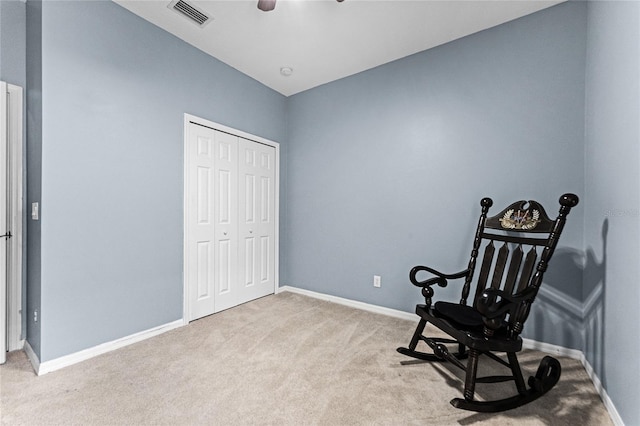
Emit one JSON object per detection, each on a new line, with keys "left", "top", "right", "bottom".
{"left": 187, "top": 126, "right": 216, "bottom": 320}
{"left": 213, "top": 131, "right": 239, "bottom": 312}
{"left": 238, "top": 138, "right": 275, "bottom": 303}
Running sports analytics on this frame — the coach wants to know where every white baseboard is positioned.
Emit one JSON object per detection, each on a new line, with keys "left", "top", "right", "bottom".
{"left": 278, "top": 285, "right": 416, "bottom": 322}
{"left": 10, "top": 338, "right": 26, "bottom": 352}
{"left": 23, "top": 340, "right": 40, "bottom": 374}
{"left": 30, "top": 319, "right": 184, "bottom": 376}
{"left": 578, "top": 351, "right": 624, "bottom": 426}
{"left": 278, "top": 285, "right": 623, "bottom": 426}
{"left": 521, "top": 338, "right": 583, "bottom": 360}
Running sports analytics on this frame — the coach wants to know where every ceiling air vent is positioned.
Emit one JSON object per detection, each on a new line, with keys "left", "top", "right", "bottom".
{"left": 168, "top": 0, "right": 212, "bottom": 27}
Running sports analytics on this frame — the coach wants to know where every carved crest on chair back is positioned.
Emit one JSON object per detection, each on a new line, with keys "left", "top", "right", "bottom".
{"left": 485, "top": 200, "right": 554, "bottom": 232}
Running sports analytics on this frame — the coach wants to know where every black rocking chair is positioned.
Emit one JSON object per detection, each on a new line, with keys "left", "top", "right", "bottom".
{"left": 397, "top": 193, "right": 579, "bottom": 412}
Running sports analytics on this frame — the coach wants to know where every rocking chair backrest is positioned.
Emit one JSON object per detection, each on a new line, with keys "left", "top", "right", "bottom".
{"left": 460, "top": 194, "right": 579, "bottom": 335}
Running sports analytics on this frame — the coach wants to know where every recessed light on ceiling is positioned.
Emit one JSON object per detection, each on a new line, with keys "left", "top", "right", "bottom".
{"left": 280, "top": 67, "right": 293, "bottom": 77}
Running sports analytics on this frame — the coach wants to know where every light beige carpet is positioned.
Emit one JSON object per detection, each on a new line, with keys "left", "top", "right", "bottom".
{"left": 1, "top": 292, "right": 611, "bottom": 425}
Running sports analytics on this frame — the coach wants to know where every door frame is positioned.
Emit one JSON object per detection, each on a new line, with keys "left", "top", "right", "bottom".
{"left": 1, "top": 82, "right": 24, "bottom": 356}
{"left": 182, "top": 113, "right": 280, "bottom": 324}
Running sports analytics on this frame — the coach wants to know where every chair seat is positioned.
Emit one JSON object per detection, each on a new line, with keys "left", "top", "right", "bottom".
{"left": 433, "top": 301, "right": 484, "bottom": 330}
{"left": 416, "top": 303, "right": 521, "bottom": 353}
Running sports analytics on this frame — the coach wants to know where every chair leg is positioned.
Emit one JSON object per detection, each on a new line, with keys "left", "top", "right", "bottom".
{"left": 463, "top": 349, "right": 480, "bottom": 401}
{"left": 408, "top": 318, "right": 427, "bottom": 350}
{"left": 507, "top": 352, "right": 527, "bottom": 394}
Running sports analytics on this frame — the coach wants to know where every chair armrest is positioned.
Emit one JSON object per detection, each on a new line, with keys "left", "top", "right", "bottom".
{"left": 476, "top": 287, "right": 537, "bottom": 320}
{"left": 409, "top": 266, "right": 470, "bottom": 289}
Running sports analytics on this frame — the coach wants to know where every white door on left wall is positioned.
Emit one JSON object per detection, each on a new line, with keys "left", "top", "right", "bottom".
{"left": 0, "top": 81, "right": 23, "bottom": 361}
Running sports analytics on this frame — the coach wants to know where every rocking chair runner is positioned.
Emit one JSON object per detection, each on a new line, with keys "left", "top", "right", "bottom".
{"left": 397, "top": 193, "right": 579, "bottom": 412}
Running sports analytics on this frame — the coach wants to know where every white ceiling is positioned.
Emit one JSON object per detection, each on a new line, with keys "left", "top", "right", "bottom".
{"left": 114, "top": 0, "right": 564, "bottom": 96}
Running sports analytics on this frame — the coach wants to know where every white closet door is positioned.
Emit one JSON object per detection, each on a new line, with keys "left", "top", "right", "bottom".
{"left": 186, "top": 124, "right": 216, "bottom": 320}
{"left": 186, "top": 119, "right": 276, "bottom": 321}
{"left": 186, "top": 125, "right": 240, "bottom": 318}
{"left": 212, "top": 131, "right": 239, "bottom": 312}
{"left": 238, "top": 138, "right": 275, "bottom": 304}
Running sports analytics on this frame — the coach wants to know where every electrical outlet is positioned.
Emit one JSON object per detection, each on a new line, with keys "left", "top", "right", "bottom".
{"left": 34, "top": 309, "right": 38, "bottom": 323}
{"left": 31, "top": 202, "right": 39, "bottom": 220}
{"left": 373, "top": 275, "right": 381, "bottom": 288}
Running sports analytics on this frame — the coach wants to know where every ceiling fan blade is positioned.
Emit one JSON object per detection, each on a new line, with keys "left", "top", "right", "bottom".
{"left": 257, "top": 0, "right": 276, "bottom": 12}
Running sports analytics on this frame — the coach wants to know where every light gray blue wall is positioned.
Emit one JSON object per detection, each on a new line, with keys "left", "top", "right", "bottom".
{"left": 1, "top": 0, "right": 27, "bottom": 88}
{"left": 584, "top": 2, "right": 640, "bottom": 425}
{"left": 29, "top": 0, "right": 286, "bottom": 361}
{"left": 286, "top": 1, "right": 586, "bottom": 348}
{"left": 25, "top": 0, "right": 43, "bottom": 357}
